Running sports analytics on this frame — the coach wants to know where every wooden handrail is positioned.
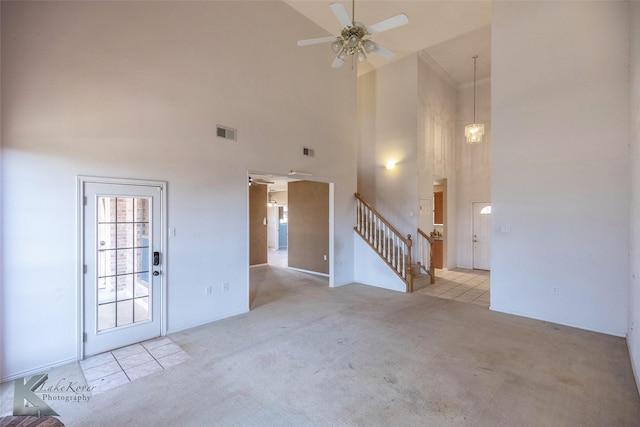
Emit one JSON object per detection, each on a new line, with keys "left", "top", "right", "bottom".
{"left": 417, "top": 228, "right": 434, "bottom": 244}
{"left": 354, "top": 193, "right": 410, "bottom": 247}
{"left": 354, "top": 193, "right": 413, "bottom": 292}
{"left": 417, "top": 228, "right": 436, "bottom": 284}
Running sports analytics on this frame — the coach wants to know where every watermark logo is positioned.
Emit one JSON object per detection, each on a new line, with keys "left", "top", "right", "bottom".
{"left": 13, "top": 374, "right": 59, "bottom": 417}
{"left": 13, "top": 374, "right": 96, "bottom": 417}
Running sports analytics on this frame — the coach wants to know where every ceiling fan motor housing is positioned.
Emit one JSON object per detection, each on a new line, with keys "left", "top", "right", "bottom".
{"left": 338, "top": 24, "right": 371, "bottom": 57}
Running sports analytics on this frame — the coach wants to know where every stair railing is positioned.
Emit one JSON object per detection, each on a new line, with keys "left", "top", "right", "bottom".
{"left": 417, "top": 228, "right": 435, "bottom": 284}
{"left": 354, "top": 193, "right": 413, "bottom": 292}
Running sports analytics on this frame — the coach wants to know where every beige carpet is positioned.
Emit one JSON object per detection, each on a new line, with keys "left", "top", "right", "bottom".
{"left": 3, "top": 265, "right": 640, "bottom": 426}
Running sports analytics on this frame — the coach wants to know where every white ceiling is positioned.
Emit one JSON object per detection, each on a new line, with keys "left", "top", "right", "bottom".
{"left": 285, "top": 0, "right": 492, "bottom": 84}
{"left": 254, "top": 2, "right": 492, "bottom": 192}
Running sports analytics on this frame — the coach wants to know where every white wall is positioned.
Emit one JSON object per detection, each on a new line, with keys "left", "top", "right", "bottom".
{"left": 456, "top": 79, "right": 491, "bottom": 269}
{"left": 0, "top": 1, "right": 357, "bottom": 380}
{"left": 491, "top": 1, "right": 630, "bottom": 336}
{"left": 357, "top": 54, "right": 460, "bottom": 268}
{"left": 418, "top": 54, "right": 458, "bottom": 269}
{"left": 628, "top": 0, "right": 640, "bottom": 396}
{"left": 353, "top": 232, "right": 406, "bottom": 293}
{"left": 357, "top": 71, "right": 377, "bottom": 203}
{"left": 357, "top": 55, "right": 419, "bottom": 238}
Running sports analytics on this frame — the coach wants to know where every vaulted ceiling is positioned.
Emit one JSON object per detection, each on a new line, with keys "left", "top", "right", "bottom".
{"left": 285, "top": 0, "right": 492, "bottom": 84}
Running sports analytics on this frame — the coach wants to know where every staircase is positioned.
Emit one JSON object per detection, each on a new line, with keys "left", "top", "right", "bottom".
{"left": 354, "top": 193, "right": 434, "bottom": 292}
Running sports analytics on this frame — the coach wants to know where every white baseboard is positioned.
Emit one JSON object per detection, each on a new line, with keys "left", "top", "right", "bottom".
{"left": 1, "top": 357, "right": 78, "bottom": 384}
{"left": 628, "top": 336, "right": 640, "bottom": 398}
{"left": 167, "top": 307, "right": 250, "bottom": 335}
{"left": 287, "top": 267, "right": 329, "bottom": 278}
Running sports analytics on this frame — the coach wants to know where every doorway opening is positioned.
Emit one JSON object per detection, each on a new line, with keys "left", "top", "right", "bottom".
{"left": 433, "top": 178, "right": 447, "bottom": 270}
{"left": 267, "top": 189, "right": 288, "bottom": 268}
{"left": 248, "top": 172, "right": 333, "bottom": 306}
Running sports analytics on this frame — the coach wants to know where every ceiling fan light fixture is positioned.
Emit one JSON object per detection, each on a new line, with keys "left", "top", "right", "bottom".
{"left": 357, "top": 50, "right": 367, "bottom": 62}
{"left": 363, "top": 40, "right": 375, "bottom": 53}
{"left": 331, "top": 40, "right": 342, "bottom": 53}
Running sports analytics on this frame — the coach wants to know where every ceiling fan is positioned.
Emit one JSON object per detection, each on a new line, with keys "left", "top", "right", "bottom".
{"left": 297, "top": 1, "right": 409, "bottom": 68}
{"left": 249, "top": 176, "right": 274, "bottom": 185}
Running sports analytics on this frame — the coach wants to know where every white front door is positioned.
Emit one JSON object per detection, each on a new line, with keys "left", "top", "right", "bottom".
{"left": 82, "top": 181, "right": 164, "bottom": 357}
{"left": 472, "top": 202, "right": 491, "bottom": 270}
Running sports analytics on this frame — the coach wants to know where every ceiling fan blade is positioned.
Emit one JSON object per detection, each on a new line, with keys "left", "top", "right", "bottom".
{"left": 252, "top": 179, "right": 274, "bottom": 185}
{"left": 297, "top": 36, "right": 338, "bottom": 46}
{"left": 331, "top": 56, "right": 345, "bottom": 68}
{"left": 330, "top": 3, "right": 352, "bottom": 28}
{"left": 367, "top": 13, "right": 409, "bottom": 35}
{"left": 370, "top": 41, "right": 396, "bottom": 59}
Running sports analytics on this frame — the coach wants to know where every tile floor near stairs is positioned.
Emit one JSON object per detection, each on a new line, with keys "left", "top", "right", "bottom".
{"left": 80, "top": 337, "right": 190, "bottom": 392}
{"left": 416, "top": 268, "right": 491, "bottom": 307}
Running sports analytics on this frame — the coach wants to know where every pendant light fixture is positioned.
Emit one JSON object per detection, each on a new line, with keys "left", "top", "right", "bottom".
{"left": 267, "top": 190, "right": 277, "bottom": 207}
{"left": 465, "top": 55, "right": 484, "bottom": 144}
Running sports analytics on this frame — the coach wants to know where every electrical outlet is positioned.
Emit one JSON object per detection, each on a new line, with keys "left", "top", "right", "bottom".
{"left": 223, "top": 282, "right": 229, "bottom": 292}
{"left": 552, "top": 286, "right": 559, "bottom": 296}
{"left": 205, "top": 286, "right": 212, "bottom": 295}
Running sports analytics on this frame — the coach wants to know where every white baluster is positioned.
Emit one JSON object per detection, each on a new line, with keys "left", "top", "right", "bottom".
{"left": 374, "top": 216, "right": 378, "bottom": 251}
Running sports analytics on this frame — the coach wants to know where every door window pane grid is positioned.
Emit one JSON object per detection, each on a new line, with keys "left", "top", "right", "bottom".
{"left": 96, "top": 197, "right": 151, "bottom": 332}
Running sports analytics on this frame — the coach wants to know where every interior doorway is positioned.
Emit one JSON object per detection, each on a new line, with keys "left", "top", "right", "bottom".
{"left": 433, "top": 179, "right": 447, "bottom": 269}
{"left": 248, "top": 172, "right": 332, "bottom": 271}
{"left": 248, "top": 172, "right": 333, "bottom": 308}
{"left": 267, "top": 190, "right": 288, "bottom": 268}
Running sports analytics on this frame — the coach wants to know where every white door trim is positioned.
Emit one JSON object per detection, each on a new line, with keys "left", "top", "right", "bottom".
{"left": 77, "top": 176, "right": 168, "bottom": 360}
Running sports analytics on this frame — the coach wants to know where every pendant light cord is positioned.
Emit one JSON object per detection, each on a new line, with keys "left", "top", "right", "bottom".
{"left": 473, "top": 55, "right": 478, "bottom": 123}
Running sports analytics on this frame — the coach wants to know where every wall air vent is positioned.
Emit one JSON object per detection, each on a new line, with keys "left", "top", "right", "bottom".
{"left": 216, "top": 125, "right": 237, "bottom": 141}
{"left": 303, "top": 147, "right": 315, "bottom": 157}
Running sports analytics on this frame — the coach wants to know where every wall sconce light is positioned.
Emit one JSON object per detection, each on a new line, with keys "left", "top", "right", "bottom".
{"left": 385, "top": 160, "right": 396, "bottom": 170}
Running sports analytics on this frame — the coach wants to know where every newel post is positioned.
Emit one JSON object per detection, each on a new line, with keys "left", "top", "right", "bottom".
{"left": 429, "top": 240, "right": 435, "bottom": 284}
{"left": 406, "top": 234, "right": 413, "bottom": 293}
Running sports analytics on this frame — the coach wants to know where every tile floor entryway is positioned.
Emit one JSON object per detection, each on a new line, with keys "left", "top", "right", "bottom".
{"left": 80, "top": 337, "right": 190, "bottom": 392}
{"left": 416, "top": 268, "right": 490, "bottom": 307}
